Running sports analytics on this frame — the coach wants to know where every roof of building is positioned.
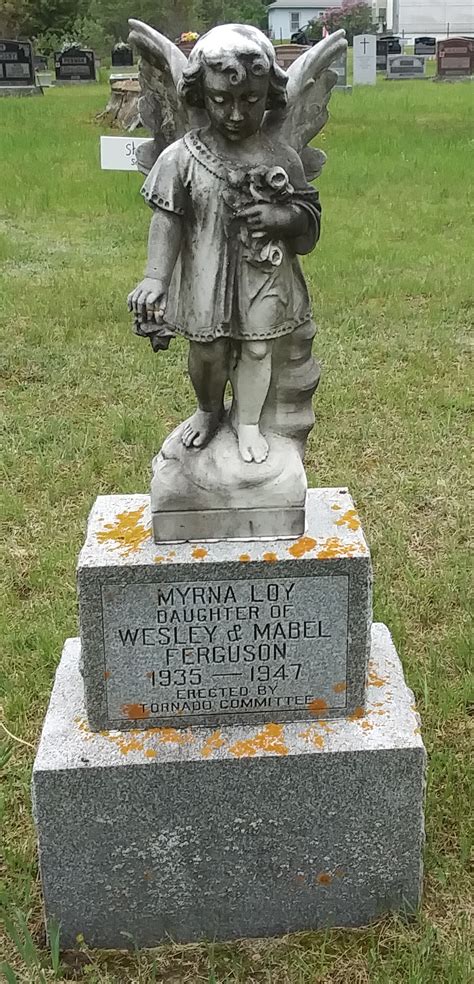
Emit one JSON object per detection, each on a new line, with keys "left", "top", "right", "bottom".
{"left": 268, "top": 1, "right": 334, "bottom": 9}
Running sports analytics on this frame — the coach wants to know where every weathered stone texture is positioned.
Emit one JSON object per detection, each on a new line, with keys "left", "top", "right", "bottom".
{"left": 78, "top": 488, "right": 372, "bottom": 730}
{"left": 32, "top": 624, "right": 425, "bottom": 948}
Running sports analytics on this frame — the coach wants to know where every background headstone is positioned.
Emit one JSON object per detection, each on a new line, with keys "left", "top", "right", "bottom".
{"left": 353, "top": 35, "right": 376, "bottom": 86}
{"left": 376, "top": 35, "right": 401, "bottom": 71}
{"left": 112, "top": 43, "right": 133, "bottom": 67}
{"left": 55, "top": 47, "right": 96, "bottom": 82}
{"left": 436, "top": 38, "right": 474, "bottom": 79}
{"left": 0, "top": 39, "right": 35, "bottom": 86}
{"left": 332, "top": 48, "right": 350, "bottom": 90}
{"left": 387, "top": 54, "right": 427, "bottom": 79}
{"left": 274, "top": 44, "right": 310, "bottom": 70}
{"left": 414, "top": 37, "right": 436, "bottom": 57}
{"left": 34, "top": 53, "right": 48, "bottom": 70}
{"left": 98, "top": 77, "right": 140, "bottom": 129}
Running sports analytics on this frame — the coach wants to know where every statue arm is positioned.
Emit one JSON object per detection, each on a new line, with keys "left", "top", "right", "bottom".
{"left": 145, "top": 209, "right": 182, "bottom": 285}
{"left": 285, "top": 150, "right": 321, "bottom": 255}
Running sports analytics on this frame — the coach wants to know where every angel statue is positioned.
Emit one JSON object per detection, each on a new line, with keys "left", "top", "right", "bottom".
{"left": 126, "top": 21, "right": 346, "bottom": 541}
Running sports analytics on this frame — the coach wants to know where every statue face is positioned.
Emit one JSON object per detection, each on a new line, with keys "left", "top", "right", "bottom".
{"left": 203, "top": 68, "right": 269, "bottom": 142}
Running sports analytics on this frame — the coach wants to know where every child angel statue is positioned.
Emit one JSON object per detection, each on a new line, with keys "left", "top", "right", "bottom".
{"left": 127, "top": 22, "right": 346, "bottom": 472}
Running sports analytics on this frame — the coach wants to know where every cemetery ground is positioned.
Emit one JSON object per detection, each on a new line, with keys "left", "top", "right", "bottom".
{"left": 0, "top": 77, "right": 472, "bottom": 983}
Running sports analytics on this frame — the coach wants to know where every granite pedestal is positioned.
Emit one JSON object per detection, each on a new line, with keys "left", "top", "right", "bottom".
{"left": 32, "top": 624, "right": 426, "bottom": 949}
{"left": 77, "top": 488, "right": 372, "bottom": 730}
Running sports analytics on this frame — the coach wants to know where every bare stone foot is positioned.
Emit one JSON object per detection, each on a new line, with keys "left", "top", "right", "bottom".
{"left": 237, "top": 424, "right": 269, "bottom": 463}
{"left": 181, "top": 409, "right": 221, "bottom": 449}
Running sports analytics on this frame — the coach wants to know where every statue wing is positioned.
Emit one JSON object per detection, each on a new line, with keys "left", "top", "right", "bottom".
{"left": 263, "top": 30, "right": 347, "bottom": 180}
{"left": 127, "top": 19, "right": 204, "bottom": 175}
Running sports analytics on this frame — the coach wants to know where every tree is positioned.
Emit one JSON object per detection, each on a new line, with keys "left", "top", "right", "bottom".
{"left": 197, "top": 0, "right": 268, "bottom": 31}
{"left": 0, "top": 0, "right": 32, "bottom": 36}
{"left": 26, "top": 0, "right": 89, "bottom": 36}
{"left": 311, "top": 1, "right": 374, "bottom": 46}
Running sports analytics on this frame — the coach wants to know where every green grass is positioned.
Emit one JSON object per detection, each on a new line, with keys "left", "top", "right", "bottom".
{"left": 1, "top": 77, "right": 472, "bottom": 982}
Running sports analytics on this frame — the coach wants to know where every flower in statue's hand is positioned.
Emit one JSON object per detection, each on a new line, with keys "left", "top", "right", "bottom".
{"left": 266, "top": 166, "right": 290, "bottom": 194}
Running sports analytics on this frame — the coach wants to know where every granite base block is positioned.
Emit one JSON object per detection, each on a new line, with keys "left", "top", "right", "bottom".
{"left": 32, "top": 624, "right": 425, "bottom": 949}
{"left": 78, "top": 488, "right": 372, "bottom": 730}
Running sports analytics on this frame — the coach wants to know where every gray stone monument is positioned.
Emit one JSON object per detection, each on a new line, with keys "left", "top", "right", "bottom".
{"left": 353, "top": 34, "right": 376, "bottom": 86}
{"left": 32, "top": 20, "right": 426, "bottom": 951}
{"left": 386, "top": 54, "right": 427, "bottom": 79}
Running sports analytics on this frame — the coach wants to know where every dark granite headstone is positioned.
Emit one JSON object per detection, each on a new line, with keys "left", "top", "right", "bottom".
{"left": 0, "top": 39, "right": 34, "bottom": 85}
{"left": 376, "top": 35, "right": 401, "bottom": 71}
{"left": 414, "top": 37, "right": 436, "bottom": 56}
{"left": 111, "top": 43, "right": 133, "bottom": 67}
{"left": 436, "top": 38, "right": 474, "bottom": 78}
{"left": 55, "top": 47, "right": 96, "bottom": 82}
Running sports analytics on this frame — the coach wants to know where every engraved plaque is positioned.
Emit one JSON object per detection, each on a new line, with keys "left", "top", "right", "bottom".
{"left": 101, "top": 576, "right": 349, "bottom": 726}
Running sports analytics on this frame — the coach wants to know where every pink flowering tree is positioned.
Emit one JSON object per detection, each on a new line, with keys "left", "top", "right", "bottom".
{"left": 308, "top": 1, "right": 374, "bottom": 45}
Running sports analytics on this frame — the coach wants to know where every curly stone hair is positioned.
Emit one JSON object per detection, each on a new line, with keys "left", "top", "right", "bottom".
{"left": 178, "top": 24, "right": 288, "bottom": 111}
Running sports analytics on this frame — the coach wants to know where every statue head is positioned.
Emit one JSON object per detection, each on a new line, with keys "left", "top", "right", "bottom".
{"left": 179, "top": 24, "right": 288, "bottom": 141}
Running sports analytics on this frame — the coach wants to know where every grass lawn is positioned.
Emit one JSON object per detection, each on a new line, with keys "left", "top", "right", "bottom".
{"left": 1, "top": 74, "right": 472, "bottom": 982}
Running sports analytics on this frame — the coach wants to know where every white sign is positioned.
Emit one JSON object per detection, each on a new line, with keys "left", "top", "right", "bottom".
{"left": 100, "top": 135, "right": 150, "bottom": 171}
{"left": 353, "top": 34, "right": 376, "bottom": 86}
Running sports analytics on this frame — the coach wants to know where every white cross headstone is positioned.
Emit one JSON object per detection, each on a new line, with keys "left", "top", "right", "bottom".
{"left": 353, "top": 34, "right": 376, "bottom": 86}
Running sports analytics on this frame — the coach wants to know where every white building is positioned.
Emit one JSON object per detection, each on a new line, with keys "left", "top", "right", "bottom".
{"left": 267, "top": 1, "right": 343, "bottom": 41}
{"left": 372, "top": 1, "right": 474, "bottom": 38}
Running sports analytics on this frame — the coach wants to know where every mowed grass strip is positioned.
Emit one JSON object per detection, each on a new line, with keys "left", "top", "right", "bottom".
{"left": 0, "top": 78, "right": 472, "bottom": 982}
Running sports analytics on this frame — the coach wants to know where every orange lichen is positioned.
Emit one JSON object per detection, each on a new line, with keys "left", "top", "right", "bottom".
{"left": 368, "top": 670, "right": 387, "bottom": 688}
{"left": 262, "top": 551, "right": 278, "bottom": 563}
{"left": 103, "top": 671, "right": 110, "bottom": 681}
{"left": 332, "top": 681, "right": 346, "bottom": 694}
{"left": 229, "top": 722, "right": 288, "bottom": 758}
{"left": 144, "top": 749, "right": 157, "bottom": 758}
{"left": 317, "top": 872, "right": 333, "bottom": 886}
{"left": 239, "top": 553, "right": 251, "bottom": 562}
{"left": 300, "top": 726, "right": 326, "bottom": 749}
{"left": 331, "top": 504, "right": 341, "bottom": 511}
{"left": 348, "top": 706, "right": 365, "bottom": 721}
{"left": 335, "top": 508, "right": 361, "bottom": 532}
{"left": 96, "top": 505, "right": 150, "bottom": 557}
{"left": 288, "top": 536, "right": 317, "bottom": 558}
{"left": 315, "top": 537, "right": 360, "bottom": 560}
{"left": 121, "top": 703, "right": 150, "bottom": 720}
{"left": 168, "top": 551, "right": 176, "bottom": 558}
{"left": 309, "top": 697, "right": 328, "bottom": 715}
{"left": 157, "top": 728, "right": 194, "bottom": 746}
{"left": 192, "top": 546, "right": 208, "bottom": 560}
{"left": 361, "top": 720, "right": 373, "bottom": 731}
{"left": 154, "top": 555, "right": 165, "bottom": 563}
{"left": 201, "top": 729, "right": 226, "bottom": 759}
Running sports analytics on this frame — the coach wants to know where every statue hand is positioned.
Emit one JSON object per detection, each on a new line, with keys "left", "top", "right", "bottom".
{"left": 238, "top": 203, "right": 307, "bottom": 240}
{"left": 127, "top": 277, "right": 168, "bottom": 324}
